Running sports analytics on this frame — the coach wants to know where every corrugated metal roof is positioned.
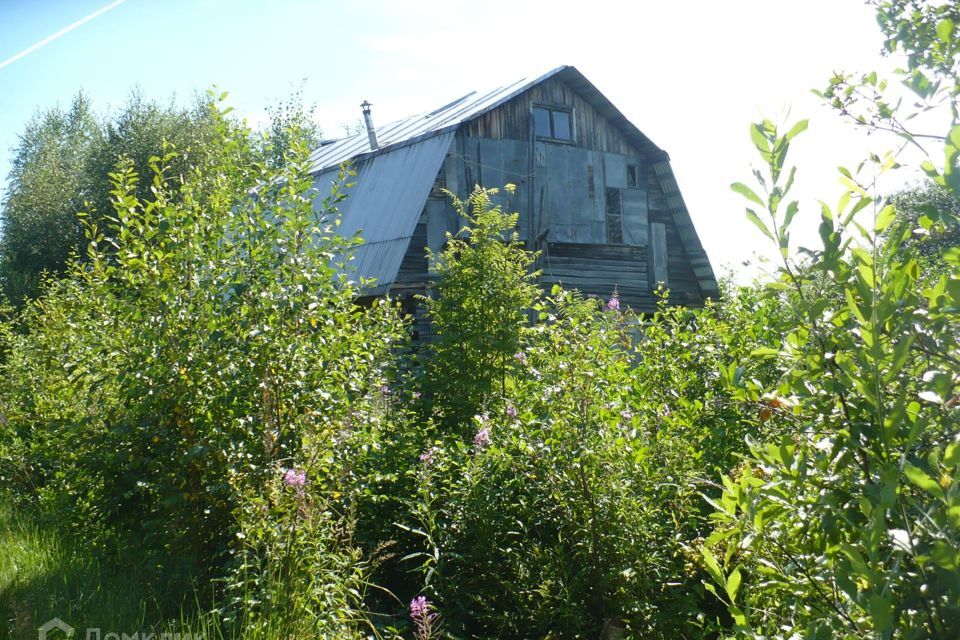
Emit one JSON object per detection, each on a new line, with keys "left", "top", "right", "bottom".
{"left": 308, "top": 69, "right": 555, "bottom": 174}
{"left": 308, "top": 65, "right": 665, "bottom": 175}
{"left": 314, "top": 131, "right": 454, "bottom": 294}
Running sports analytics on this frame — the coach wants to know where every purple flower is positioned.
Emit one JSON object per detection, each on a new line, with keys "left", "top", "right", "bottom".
{"left": 419, "top": 448, "right": 435, "bottom": 466}
{"left": 506, "top": 404, "right": 518, "bottom": 418}
{"left": 412, "top": 391, "right": 422, "bottom": 400}
{"left": 410, "top": 595, "right": 429, "bottom": 618}
{"left": 606, "top": 294, "right": 621, "bottom": 312}
{"left": 410, "top": 595, "right": 439, "bottom": 640}
{"left": 474, "top": 425, "right": 492, "bottom": 448}
{"left": 283, "top": 468, "right": 307, "bottom": 489}
{"left": 513, "top": 351, "right": 527, "bottom": 365}
{"left": 621, "top": 410, "right": 634, "bottom": 421}
{"left": 379, "top": 384, "right": 391, "bottom": 396}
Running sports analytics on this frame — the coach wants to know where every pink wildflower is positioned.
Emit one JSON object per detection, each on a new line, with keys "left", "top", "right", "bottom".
{"left": 474, "top": 425, "right": 492, "bottom": 448}
{"left": 283, "top": 468, "right": 307, "bottom": 489}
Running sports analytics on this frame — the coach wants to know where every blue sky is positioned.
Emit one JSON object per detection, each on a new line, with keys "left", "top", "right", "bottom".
{"left": 0, "top": 0, "right": 934, "bottom": 274}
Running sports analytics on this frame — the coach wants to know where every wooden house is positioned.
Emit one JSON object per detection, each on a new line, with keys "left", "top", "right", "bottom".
{"left": 308, "top": 65, "right": 717, "bottom": 319}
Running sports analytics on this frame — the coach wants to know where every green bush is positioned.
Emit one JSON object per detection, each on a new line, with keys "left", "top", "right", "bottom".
{"left": 0, "top": 96, "right": 403, "bottom": 634}
{"left": 392, "top": 190, "right": 788, "bottom": 638}
{"left": 701, "top": 2, "right": 960, "bottom": 636}
{"left": 420, "top": 185, "right": 540, "bottom": 432}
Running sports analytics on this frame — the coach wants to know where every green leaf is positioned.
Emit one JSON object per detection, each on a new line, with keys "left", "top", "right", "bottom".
{"left": 729, "top": 604, "right": 747, "bottom": 627}
{"left": 750, "top": 123, "right": 770, "bottom": 155}
{"left": 782, "top": 200, "right": 799, "bottom": 231}
{"left": 875, "top": 203, "right": 896, "bottom": 232}
{"left": 745, "top": 209, "right": 774, "bottom": 241}
{"left": 868, "top": 594, "right": 894, "bottom": 635}
{"left": 944, "top": 442, "right": 960, "bottom": 469}
{"left": 701, "top": 547, "right": 726, "bottom": 589}
{"left": 731, "top": 182, "right": 765, "bottom": 207}
{"left": 725, "top": 566, "right": 742, "bottom": 603}
{"left": 845, "top": 287, "right": 867, "bottom": 323}
{"left": 840, "top": 544, "right": 870, "bottom": 578}
{"left": 937, "top": 18, "right": 954, "bottom": 44}
{"left": 703, "top": 582, "right": 719, "bottom": 599}
{"left": 784, "top": 119, "right": 809, "bottom": 141}
{"left": 904, "top": 463, "right": 946, "bottom": 501}
{"left": 949, "top": 124, "right": 960, "bottom": 151}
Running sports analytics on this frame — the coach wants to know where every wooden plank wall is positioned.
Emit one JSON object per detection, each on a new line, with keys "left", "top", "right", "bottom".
{"left": 537, "top": 242, "right": 656, "bottom": 311}
{"left": 388, "top": 74, "right": 707, "bottom": 315}
{"left": 463, "top": 76, "right": 636, "bottom": 156}
{"left": 646, "top": 169, "right": 701, "bottom": 305}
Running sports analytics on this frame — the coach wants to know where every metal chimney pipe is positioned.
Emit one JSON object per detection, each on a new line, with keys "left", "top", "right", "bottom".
{"left": 360, "top": 100, "right": 379, "bottom": 151}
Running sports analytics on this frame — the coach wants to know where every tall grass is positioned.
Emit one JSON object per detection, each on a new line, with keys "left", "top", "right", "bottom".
{"left": 0, "top": 496, "right": 394, "bottom": 640}
{"left": 0, "top": 496, "right": 194, "bottom": 639}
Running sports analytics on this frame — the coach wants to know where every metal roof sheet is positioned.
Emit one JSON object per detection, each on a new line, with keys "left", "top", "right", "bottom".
{"left": 308, "top": 65, "right": 665, "bottom": 175}
{"left": 314, "top": 130, "right": 454, "bottom": 293}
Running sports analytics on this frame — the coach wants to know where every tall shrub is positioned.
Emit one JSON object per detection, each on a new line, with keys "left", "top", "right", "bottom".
{"left": 0, "top": 95, "right": 403, "bottom": 632}
{"left": 421, "top": 184, "right": 539, "bottom": 431}
{"left": 704, "top": 4, "right": 960, "bottom": 627}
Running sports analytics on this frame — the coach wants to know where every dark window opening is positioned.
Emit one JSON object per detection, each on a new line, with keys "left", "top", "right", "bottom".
{"left": 552, "top": 110, "right": 571, "bottom": 139}
{"left": 533, "top": 108, "right": 551, "bottom": 137}
{"left": 533, "top": 106, "right": 573, "bottom": 141}
{"left": 605, "top": 187, "right": 623, "bottom": 244}
{"left": 429, "top": 168, "right": 447, "bottom": 198}
{"left": 626, "top": 164, "right": 638, "bottom": 188}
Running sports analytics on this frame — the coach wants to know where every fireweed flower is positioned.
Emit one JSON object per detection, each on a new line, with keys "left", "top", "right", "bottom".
{"left": 506, "top": 404, "right": 518, "bottom": 418}
{"left": 283, "top": 468, "right": 307, "bottom": 489}
{"left": 474, "top": 425, "right": 492, "bottom": 448}
{"left": 410, "top": 595, "right": 429, "bottom": 618}
{"left": 410, "top": 595, "right": 439, "bottom": 640}
{"left": 419, "top": 448, "right": 436, "bottom": 466}
{"left": 605, "top": 294, "right": 621, "bottom": 312}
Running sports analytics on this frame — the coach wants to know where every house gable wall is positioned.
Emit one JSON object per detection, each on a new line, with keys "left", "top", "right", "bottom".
{"left": 391, "top": 75, "right": 704, "bottom": 311}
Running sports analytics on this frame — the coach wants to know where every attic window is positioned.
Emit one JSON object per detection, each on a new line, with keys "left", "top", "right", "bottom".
{"left": 533, "top": 106, "right": 573, "bottom": 141}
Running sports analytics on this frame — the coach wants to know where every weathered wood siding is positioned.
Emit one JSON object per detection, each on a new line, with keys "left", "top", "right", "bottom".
{"left": 463, "top": 76, "right": 637, "bottom": 155}
{"left": 538, "top": 242, "right": 655, "bottom": 310}
{"left": 390, "top": 74, "right": 706, "bottom": 313}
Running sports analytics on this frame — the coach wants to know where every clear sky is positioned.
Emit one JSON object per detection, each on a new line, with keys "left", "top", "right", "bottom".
{"left": 0, "top": 0, "right": 934, "bottom": 277}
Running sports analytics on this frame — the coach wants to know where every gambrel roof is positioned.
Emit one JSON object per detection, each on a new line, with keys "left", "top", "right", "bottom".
{"left": 310, "top": 65, "right": 717, "bottom": 298}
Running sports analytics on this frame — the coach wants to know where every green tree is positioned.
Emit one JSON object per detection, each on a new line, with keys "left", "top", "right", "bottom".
{"left": 421, "top": 184, "right": 540, "bottom": 431}
{"left": 0, "top": 95, "right": 403, "bottom": 635}
{"left": 81, "top": 91, "right": 222, "bottom": 231}
{"left": 258, "top": 84, "right": 323, "bottom": 169}
{"left": 887, "top": 182, "right": 960, "bottom": 275}
{"left": 703, "top": 0, "right": 960, "bottom": 629}
{"left": 0, "top": 89, "right": 324, "bottom": 307}
{"left": 0, "top": 93, "right": 101, "bottom": 304}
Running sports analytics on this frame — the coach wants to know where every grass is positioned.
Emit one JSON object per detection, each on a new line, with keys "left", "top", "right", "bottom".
{"left": 0, "top": 497, "right": 388, "bottom": 640}
{"left": 0, "top": 496, "right": 205, "bottom": 639}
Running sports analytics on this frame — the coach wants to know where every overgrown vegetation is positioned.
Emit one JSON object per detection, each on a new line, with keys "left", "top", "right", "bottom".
{"left": 1, "top": 1, "right": 958, "bottom": 638}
